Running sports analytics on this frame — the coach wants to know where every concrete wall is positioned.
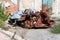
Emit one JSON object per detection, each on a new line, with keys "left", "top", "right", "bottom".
{"left": 3, "top": 0, "right": 60, "bottom": 18}
{"left": 0, "top": 0, "right": 3, "bottom": 3}
{"left": 19, "top": 0, "right": 42, "bottom": 11}
{"left": 52, "top": 0, "right": 60, "bottom": 17}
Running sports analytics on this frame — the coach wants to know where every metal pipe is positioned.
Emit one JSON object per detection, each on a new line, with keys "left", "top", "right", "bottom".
{"left": 42, "top": 0, "right": 43, "bottom": 10}
{"left": 17, "top": 0, "right": 20, "bottom": 10}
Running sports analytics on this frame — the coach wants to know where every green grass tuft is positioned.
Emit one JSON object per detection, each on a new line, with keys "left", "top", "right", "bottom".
{"left": 50, "top": 24, "right": 60, "bottom": 34}
{"left": 0, "top": 3, "right": 8, "bottom": 28}
{"left": 0, "top": 3, "right": 8, "bottom": 21}
{"left": 0, "top": 19, "right": 5, "bottom": 28}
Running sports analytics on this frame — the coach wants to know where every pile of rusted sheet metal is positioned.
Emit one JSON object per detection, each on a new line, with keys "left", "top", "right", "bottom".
{"left": 8, "top": 9, "right": 55, "bottom": 29}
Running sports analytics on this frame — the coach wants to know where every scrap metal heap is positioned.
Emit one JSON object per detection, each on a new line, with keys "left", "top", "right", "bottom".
{"left": 8, "top": 9, "right": 55, "bottom": 29}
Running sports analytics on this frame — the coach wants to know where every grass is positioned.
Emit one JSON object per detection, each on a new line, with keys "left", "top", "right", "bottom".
{"left": 50, "top": 24, "right": 60, "bottom": 34}
{"left": 0, "top": 13, "right": 8, "bottom": 21}
{"left": 0, "top": 19, "right": 5, "bottom": 28}
{"left": 0, "top": 3, "right": 8, "bottom": 29}
{"left": 0, "top": 3, "right": 8, "bottom": 21}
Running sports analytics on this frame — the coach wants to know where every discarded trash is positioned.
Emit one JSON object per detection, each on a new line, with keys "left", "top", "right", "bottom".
{"left": 8, "top": 9, "right": 55, "bottom": 29}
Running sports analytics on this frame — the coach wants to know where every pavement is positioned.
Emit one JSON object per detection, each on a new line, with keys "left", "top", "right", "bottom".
{"left": 0, "top": 29, "right": 11, "bottom": 40}
{"left": 0, "top": 20, "right": 60, "bottom": 40}
{"left": 0, "top": 28, "right": 25, "bottom": 40}
{"left": 8, "top": 26, "right": 60, "bottom": 40}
